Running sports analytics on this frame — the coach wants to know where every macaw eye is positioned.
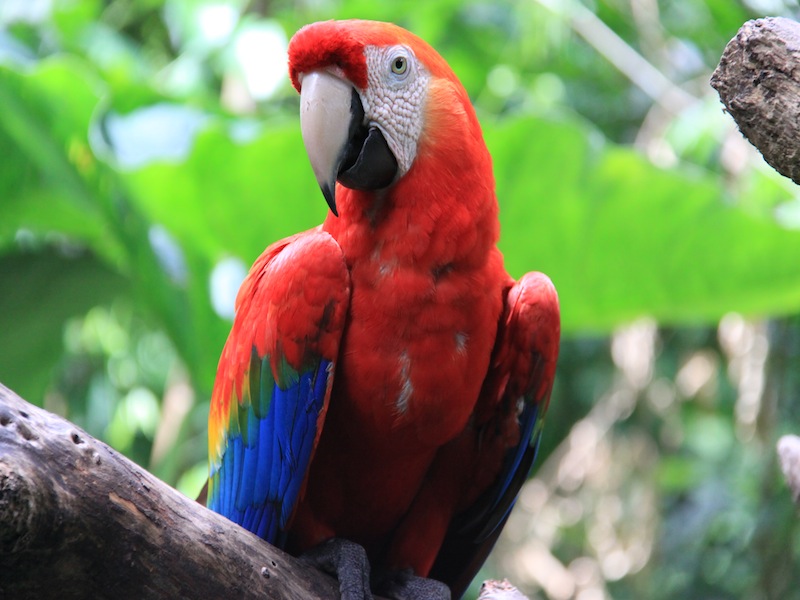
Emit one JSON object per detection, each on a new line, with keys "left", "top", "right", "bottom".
{"left": 391, "top": 55, "right": 408, "bottom": 76}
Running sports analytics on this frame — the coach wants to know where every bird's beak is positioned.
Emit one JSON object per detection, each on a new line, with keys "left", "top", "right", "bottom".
{"left": 299, "top": 70, "right": 398, "bottom": 217}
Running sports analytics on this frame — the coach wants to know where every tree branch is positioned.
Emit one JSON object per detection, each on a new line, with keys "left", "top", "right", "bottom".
{"left": 0, "top": 382, "right": 343, "bottom": 600}
{"left": 0, "top": 383, "right": 532, "bottom": 599}
{"left": 477, "top": 579, "right": 529, "bottom": 600}
{"left": 713, "top": 18, "right": 800, "bottom": 506}
{"left": 711, "top": 17, "right": 800, "bottom": 184}
{"left": 778, "top": 435, "right": 800, "bottom": 504}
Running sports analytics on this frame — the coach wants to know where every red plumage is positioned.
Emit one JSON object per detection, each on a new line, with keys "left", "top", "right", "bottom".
{"left": 209, "top": 19, "right": 560, "bottom": 598}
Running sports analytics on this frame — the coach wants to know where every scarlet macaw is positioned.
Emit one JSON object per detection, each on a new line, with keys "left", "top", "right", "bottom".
{"left": 208, "top": 19, "right": 560, "bottom": 600}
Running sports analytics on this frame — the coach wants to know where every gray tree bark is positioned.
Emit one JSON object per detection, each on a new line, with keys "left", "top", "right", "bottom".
{"left": 713, "top": 17, "right": 800, "bottom": 507}
{"left": 712, "top": 17, "right": 800, "bottom": 184}
{"left": 0, "top": 383, "right": 525, "bottom": 599}
{"left": 0, "top": 382, "right": 343, "bottom": 600}
{"left": 778, "top": 435, "right": 800, "bottom": 504}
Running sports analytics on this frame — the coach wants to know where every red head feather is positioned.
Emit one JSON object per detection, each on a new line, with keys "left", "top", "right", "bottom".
{"left": 288, "top": 19, "right": 459, "bottom": 92}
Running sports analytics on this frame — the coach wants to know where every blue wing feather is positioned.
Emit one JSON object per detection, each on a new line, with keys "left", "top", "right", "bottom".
{"left": 207, "top": 231, "right": 349, "bottom": 547}
{"left": 209, "top": 353, "right": 334, "bottom": 544}
{"left": 475, "top": 353, "right": 546, "bottom": 540}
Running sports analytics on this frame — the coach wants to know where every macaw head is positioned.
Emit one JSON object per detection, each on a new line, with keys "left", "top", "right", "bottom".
{"left": 288, "top": 19, "right": 490, "bottom": 217}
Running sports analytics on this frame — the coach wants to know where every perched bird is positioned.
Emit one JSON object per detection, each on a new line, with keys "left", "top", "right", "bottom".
{"left": 207, "top": 19, "right": 560, "bottom": 600}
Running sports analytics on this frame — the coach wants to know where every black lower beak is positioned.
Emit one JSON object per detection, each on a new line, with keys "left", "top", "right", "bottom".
{"left": 337, "top": 88, "right": 398, "bottom": 194}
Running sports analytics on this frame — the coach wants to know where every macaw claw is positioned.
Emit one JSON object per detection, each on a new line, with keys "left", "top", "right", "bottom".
{"left": 301, "top": 538, "right": 373, "bottom": 600}
{"left": 300, "top": 538, "right": 451, "bottom": 600}
{"left": 373, "top": 567, "right": 451, "bottom": 600}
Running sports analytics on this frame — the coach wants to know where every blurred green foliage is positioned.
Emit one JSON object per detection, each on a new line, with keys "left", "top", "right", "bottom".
{"left": 2, "top": 0, "right": 800, "bottom": 598}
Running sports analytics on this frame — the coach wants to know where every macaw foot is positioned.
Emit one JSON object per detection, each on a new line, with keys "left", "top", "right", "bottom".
{"left": 373, "top": 568, "right": 451, "bottom": 600}
{"left": 300, "top": 538, "right": 451, "bottom": 600}
{"left": 300, "top": 538, "right": 373, "bottom": 600}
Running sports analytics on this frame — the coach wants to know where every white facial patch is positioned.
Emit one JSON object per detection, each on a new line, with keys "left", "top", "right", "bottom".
{"left": 361, "top": 45, "right": 430, "bottom": 178}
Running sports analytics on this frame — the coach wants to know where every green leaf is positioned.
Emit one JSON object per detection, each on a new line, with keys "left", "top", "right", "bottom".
{"left": 0, "top": 57, "right": 227, "bottom": 394}
{"left": 123, "top": 121, "right": 323, "bottom": 261}
{"left": 489, "top": 114, "right": 800, "bottom": 332}
{"left": 119, "top": 121, "right": 327, "bottom": 390}
{"left": 0, "top": 57, "right": 125, "bottom": 263}
{"left": 0, "top": 249, "right": 129, "bottom": 402}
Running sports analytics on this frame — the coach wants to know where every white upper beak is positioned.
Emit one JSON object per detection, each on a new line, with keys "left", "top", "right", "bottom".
{"left": 299, "top": 70, "right": 354, "bottom": 216}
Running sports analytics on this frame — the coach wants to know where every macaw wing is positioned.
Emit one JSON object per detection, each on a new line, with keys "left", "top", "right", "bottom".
{"left": 207, "top": 229, "right": 350, "bottom": 546}
{"left": 431, "top": 271, "right": 560, "bottom": 596}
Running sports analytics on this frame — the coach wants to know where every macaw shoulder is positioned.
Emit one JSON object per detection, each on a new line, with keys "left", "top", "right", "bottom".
{"left": 475, "top": 271, "right": 560, "bottom": 427}
{"left": 505, "top": 271, "right": 560, "bottom": 404}
{"left": 219, "top": 227, "right": 350, "bottom": 393}
{"left": 236, "top": 227, "right": 347, "bottom": 309}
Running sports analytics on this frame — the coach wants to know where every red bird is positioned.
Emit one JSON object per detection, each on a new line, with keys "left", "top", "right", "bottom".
{"left": 208, "top": 19, "right": 560, "bottom": 599}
